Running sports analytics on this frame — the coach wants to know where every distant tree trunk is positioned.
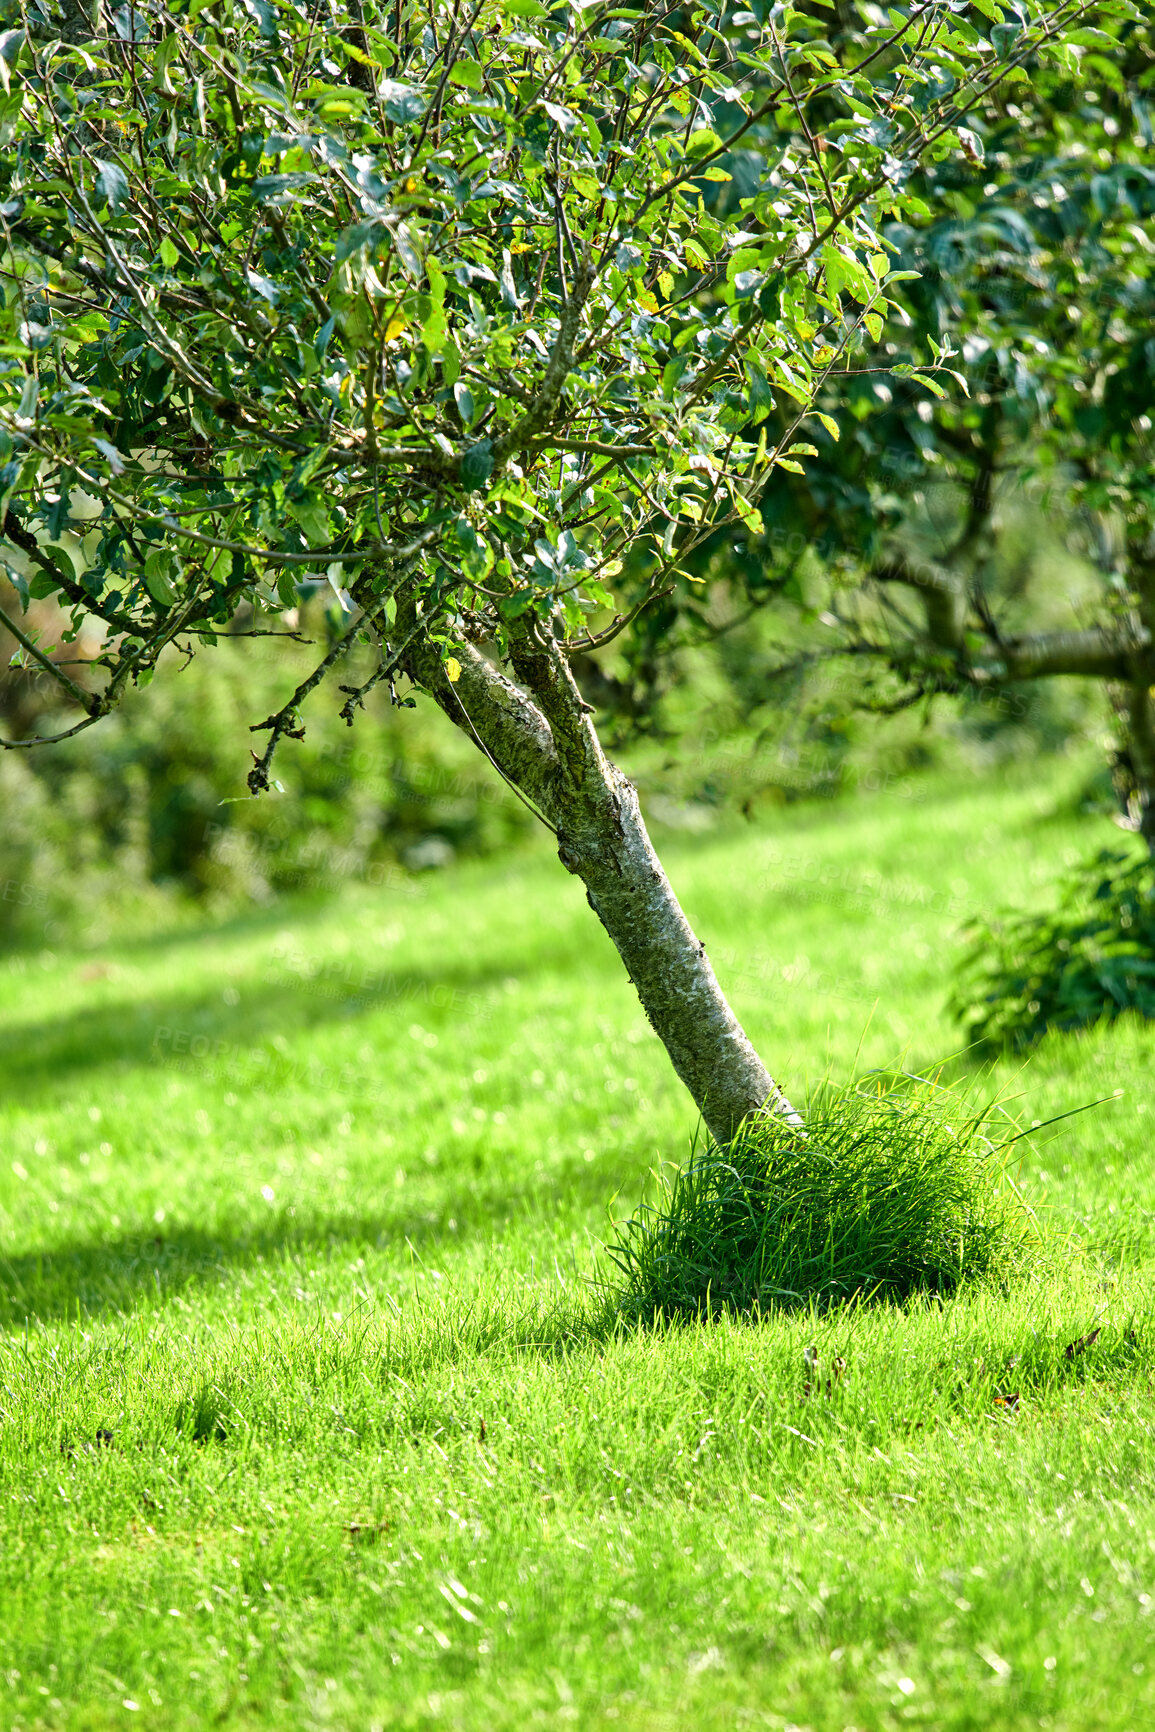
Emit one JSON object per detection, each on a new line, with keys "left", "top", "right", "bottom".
{"left": 1112, "top": 678, "right": 1155, "bottom": 857}
{"left": 874, "top": 540, "right": 1155, "bottom": 855}
{"left": 400, "top": 601, "right": 800, "bottom": 1144}
{"left": 1124, "top": 561, "right": 1155, "bottom": 857}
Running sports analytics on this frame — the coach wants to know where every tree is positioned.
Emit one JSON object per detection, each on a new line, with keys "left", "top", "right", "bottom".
{"left": 0, "top": 0, "right": 1123, "bottom": 1142}
{"left": 714, "top": 12, "right": 1155, "bottom": 848}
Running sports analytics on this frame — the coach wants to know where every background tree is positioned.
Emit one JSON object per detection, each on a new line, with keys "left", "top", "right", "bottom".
{"left": 647, "top": 12, "right": 1155, "bottom": 850}
{"left": 0, "top": 0, "right": 1124, "bottom": 1140}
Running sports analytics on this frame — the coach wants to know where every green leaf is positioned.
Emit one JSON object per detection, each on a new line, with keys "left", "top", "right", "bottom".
{"left": 144, "top": 552, "right": 178, "bottom": 605}
{"left": 540, "top": 101, "right": 580, "bottom": 134}
{"left": 454, "top": 381, "right": 477, "bottom": 428}
{"left": 744, "top": 360, "right": 773, "bottom": 424}
{"left": 94, "top": 158, "right": 129, "bottom": 211}
{"left": 460, "top": 440, "right": 494, "bottom": 491}
{"left": 45, "top": 483, "right": 73, "bottom": 540}
{"left": 448, "top": 60, "right": 484, "bottom": 89}
{"left": 380, "top": 80, "right": 426, "bottom": 124}
{"left": 287, "top": 493, "right": 330, "bottom": 543}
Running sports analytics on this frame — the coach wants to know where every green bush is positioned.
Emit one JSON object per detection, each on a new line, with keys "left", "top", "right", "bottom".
{"left": 605, "top": 1079, "right": 1031, "bottom": 1319}
{"left": 950, "top": 847, "right": 1155, "bottom": 1047}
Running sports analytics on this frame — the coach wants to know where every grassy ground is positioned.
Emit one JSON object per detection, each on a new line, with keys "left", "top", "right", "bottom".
{"left": 1, "top": 758, "right": 1153, "bottom": 1731}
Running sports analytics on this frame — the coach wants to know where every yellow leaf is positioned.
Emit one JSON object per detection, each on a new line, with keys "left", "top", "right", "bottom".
{"left": 385, "top": 311, "right": 409, "bottom": 341}
{"left": 445, "top": 657, "right": 462, "bottom": 683}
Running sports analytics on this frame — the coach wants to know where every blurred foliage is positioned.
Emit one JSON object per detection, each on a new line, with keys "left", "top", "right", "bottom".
{"left": 950, "top": 847, "right": 1155, "bottom": 1047}
{"left": 0, "top": 591, "right": 532, "bottom": 947}
{"left": 0, "top": 540, "right": 1107, "bottom": 949}
{"left": 583, "top": 492, "right": 1107, "bottom": 823}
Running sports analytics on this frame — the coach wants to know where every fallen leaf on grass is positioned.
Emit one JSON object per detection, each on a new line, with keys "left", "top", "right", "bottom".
{"left": 1065, "top": 1328, "right": 1101, "bottom": 1360}
{"left": 992, "top": 1392, "right": 1020, "bottom": 1411}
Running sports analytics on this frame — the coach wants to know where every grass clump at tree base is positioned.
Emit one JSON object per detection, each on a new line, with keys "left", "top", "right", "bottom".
{"left": 607, "top": 1078, "right": 1036, "bottom": 1320}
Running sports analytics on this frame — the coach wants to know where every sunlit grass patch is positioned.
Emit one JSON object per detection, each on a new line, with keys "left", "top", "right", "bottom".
{"left": 607, "top": 1077, "right": 1038, "bottom": 1319}
{"left": 2, "top": 765, "right": 1154, "bottom": 1729}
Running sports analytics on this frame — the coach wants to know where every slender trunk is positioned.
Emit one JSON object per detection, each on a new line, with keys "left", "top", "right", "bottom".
{"left": 400, "top": 605, "right": 799, "bottom": 1144}
{"left": 554, "top": 745, "right": 798, "bottom": 1145}
{"left": 1126, "top": 556, "right": 1155, "bottom": 858}
{"left": 1121, "top": 678, "right": 1155, "bottom": 857}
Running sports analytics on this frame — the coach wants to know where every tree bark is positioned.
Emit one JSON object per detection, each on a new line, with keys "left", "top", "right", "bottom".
{"left": 1125, "top": 558, "right": 1155, "bottom": 856}
{"left": 1113, "top": 677, "right": 1155, "bottom": 856}
{"left": 399, "top": 601, "right": 800, "bottom": 1144}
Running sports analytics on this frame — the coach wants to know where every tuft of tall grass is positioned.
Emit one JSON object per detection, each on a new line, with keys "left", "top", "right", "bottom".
{"left": 606, "top": 1077, "right": 1036, "bottom": 1320}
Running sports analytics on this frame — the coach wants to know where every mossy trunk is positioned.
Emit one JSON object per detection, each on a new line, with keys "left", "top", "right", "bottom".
{"left": 402, "top": 605, "right": 799, "bottom": 1144}
{"left": 553, "top": 743, "right": 799, "bottom": 1145}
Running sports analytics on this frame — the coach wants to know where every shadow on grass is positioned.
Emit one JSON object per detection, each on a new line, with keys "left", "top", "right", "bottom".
{"left": 0, "top": 1153, "right": 622, "bottom": 1329}
{"left": 0, "top": 951, "right": 551, "bottom": 1101}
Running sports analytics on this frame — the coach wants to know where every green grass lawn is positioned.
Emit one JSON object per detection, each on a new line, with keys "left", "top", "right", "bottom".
{"left": 2, "top": 760, "right": 1153, "bottom": 1731}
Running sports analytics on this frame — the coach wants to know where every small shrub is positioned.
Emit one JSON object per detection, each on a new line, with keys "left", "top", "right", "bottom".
{"left": 950, "top": 847, "right": 1155, "bottom": 1047}
{"left": 606, "top": 1079, "right": 1032, "bottom": 1320}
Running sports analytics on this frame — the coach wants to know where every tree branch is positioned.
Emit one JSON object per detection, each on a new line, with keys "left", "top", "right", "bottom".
{"left": 0, "top": 598, "right": 97, "bottom": 714}
{"left": 874, "top": 552, "right": 968, "bottom": 654}
{"left": 399, "top": 591, "right": 562, "bottom": 821}
{"left": 978, "top": 629, "right": 1144, "bottom": 683}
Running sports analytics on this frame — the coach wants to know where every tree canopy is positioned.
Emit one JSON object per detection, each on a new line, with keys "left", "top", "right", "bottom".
{"left": 0, "top": 0, "right": 1127, "bottom": 782}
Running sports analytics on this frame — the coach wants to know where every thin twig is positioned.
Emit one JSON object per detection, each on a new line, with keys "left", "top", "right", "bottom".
{"left": 0, "top": 599, "right": 97, "bottom": 713}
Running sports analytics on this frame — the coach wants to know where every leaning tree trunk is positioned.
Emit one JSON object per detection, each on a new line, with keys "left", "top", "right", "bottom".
{"left": 400, "top": 603, "right": 800, "bottom": 1144}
